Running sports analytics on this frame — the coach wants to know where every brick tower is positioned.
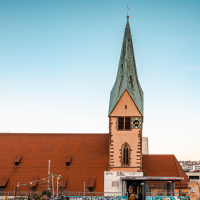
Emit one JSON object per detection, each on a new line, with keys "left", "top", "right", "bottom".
{"left": 108, "top": 18, "right": 143, "bottom": 172}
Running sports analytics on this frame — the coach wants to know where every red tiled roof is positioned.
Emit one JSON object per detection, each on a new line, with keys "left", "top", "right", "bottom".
{"left": 142, "top": 155, "right": 190, "bottom": 188}
{"left": 59, "top": 179, "right": 67, "bottom": 187}
{"left": 0, "top": 133, "right": 109, "bottom": 192}
{"left": 0, "top": 133, "right": 189, "bottom": 192}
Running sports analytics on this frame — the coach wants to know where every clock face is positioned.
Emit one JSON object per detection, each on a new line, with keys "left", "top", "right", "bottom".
{"left": 132, "top": 119, "right": 140, "bottom": 127}
{"left": 131, "top": 118, "right": 142, "bottom": 129}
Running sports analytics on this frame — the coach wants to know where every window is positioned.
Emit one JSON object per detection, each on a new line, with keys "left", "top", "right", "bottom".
{"left": 118, "top": 118, "right": 124, "bottom": 130}
{"left": 125, "top": 117, "right": 130, "bottom": 130}
{"left": 112, "top": 182, "right": 119, "bottom": 187}
{"left": 189, "top": 176, "right": 199, "bottom": 180}
{"left": 122, "top": 143, "right": 130, "bottom": 165}
{"left": 125, "top": 105, "right": 127, "bottom": 109}
{"left": 88, "top": 187, "right": 93, "bottom": 192}
{"left": 118, "top": 117, "right": 131, "bottom": 130}
{"left": 123, "top": 145, "right": 129, "bottom": 164}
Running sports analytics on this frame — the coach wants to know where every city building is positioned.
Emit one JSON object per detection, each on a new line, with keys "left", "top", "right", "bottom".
{"left": 142, "top": 137, "right": 149, "bottom": 155}
{"left": 192, "top": 165, "right": 200, "bottom": 171}
{"left": 186, "top": 172, "right": 200, "bottom": 182}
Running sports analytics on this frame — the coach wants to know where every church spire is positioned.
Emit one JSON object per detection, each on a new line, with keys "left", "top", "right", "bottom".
{"left": 108, "top": 18, "right": 144, "bottom": 116}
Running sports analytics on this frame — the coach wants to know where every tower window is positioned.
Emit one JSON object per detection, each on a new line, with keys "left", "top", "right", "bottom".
{"left": 122, "top": 143, "right": 130, "bottom": 165}
{"left": 125, "top": 118, "right": 130, "bottom": 130}
{"left": 125, "top": 105, "right": 127, "bottom": 109}
{"left": 118, "top": 118, "right": 124, "bottom": 130}
{"left": 118, "top": 117, "right": 131, "bottom": 130}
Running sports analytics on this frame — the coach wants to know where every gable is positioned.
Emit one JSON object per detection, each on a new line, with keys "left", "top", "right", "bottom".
{"left": 110, "top": 90, "right": 142, "bottom": 117}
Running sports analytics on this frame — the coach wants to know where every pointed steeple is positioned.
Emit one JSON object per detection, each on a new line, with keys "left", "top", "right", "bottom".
{"left": 108, "top": 19, "right": 144, "bottom": 116}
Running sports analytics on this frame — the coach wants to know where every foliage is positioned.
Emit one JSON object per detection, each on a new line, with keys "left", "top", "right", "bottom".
{"left": 33, "top": 192, "right": 42, "bottom": 200}
{"left": 40, "top": 196, "right": 49, "bottom": 200}
{"left": 42, "top": 190, "right": 52, "bottom": 198}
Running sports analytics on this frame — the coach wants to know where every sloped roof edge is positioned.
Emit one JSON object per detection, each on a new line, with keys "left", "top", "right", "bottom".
{"left": 109, "top": 89, "right": 142, "bottom": 116}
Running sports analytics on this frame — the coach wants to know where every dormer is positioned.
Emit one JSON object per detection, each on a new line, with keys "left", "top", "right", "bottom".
{"left": 14, "top": 156, "right": 22, "bottom": 167}
{"left": 66, "top": 157, "right": 72, "bottom": 166}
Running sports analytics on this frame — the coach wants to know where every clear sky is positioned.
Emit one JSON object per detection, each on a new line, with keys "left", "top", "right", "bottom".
{"left": 0, "top": 0, "right": 200, "bottom": 161}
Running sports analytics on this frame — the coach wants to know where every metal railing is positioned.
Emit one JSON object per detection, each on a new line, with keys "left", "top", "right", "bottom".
{"left": 0, "top": 191, "right": 189, "bottom": 198}
{"left": 0, "top": 191, "right": 42, "bottom": 197}
{"left": 145, "top": 191, "right": 188, "bottom": 196}
{"left": 61, "top": 192, "right": 125, "bottom": 197}
{"left": 0, "top": 191, "right": 125, "bottom": 197}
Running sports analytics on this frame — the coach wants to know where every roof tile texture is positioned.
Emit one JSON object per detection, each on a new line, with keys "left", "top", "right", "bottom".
{"left": 142, "top": 155, "right": 190, "bottom": 188}
{"left": 0, "top": 133, "right": 109, "bottom": 192}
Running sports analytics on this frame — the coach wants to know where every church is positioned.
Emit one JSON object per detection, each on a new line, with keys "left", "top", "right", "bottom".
{"left": 0, "top": 16, "right": 189, "bottom": 199}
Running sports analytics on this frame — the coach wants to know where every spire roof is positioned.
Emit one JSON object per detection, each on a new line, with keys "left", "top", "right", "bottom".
{"left": 108, "top": 19, "right": 144, "bottom": 116}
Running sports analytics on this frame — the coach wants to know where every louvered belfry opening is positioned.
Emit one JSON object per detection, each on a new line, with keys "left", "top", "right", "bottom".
{"left": 118, "top": 117, "right": 124, "bottom": 130}
{"left": 122, "top": 144, "right": 129, "bottom": 165}
{"left": 125, "top": 117, "right": 130, "bottom": 130}
{"left": 118, "top": 117, "right": 131, "bottom": 130}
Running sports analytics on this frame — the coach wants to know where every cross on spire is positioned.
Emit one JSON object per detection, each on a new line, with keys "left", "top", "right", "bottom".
{"left": 127, "top": 5, "right": 129, "bottom": 18}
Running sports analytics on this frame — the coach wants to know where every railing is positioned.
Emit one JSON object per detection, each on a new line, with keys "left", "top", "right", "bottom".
{"left": 0, "top": 191, "right": 189, "bottom": 198}
{"left": 145, "top": 191, "right": 188, "bottom": 196}
{"left": 0, "top": 191, "right": 125, "bottom": 197}
{"left": 61, "top": 192, "right": 125, "bottom": 196}
{"left": 0, "top": 191, "right": 42, "bottom": 197}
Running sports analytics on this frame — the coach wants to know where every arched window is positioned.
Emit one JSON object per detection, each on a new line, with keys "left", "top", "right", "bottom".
{"left": 122, "top": 143, "right": 130, "bottom": 165}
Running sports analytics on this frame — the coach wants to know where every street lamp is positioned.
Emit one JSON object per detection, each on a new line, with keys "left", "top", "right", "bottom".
{"left": 56, "top": 175, "right": 62, "bottom": 197}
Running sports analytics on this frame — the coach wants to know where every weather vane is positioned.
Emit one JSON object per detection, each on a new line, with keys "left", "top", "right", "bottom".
{"left": 127, "top": 5, "right": 129, "bottom": 18}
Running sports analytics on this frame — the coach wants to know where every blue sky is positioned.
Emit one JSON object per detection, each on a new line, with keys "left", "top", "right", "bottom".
{"left": 0, "top": 0, "right": 200, "bottom": 160}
